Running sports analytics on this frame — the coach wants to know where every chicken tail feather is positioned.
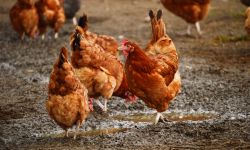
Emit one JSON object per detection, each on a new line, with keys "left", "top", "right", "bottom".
{"left": 58, "top": 47, "right": 68, "bottom": 68}
{"left": 72, "top": 33, "right": 82, "bottom": 51}
{"left": 78, "top": 13, "right": 88, "bottom": 30}
{"left": 149, "top": 10, "right": 166, "bottom": 43}
{"left": 157, "top": 9, "right": 162, "bottom": 20}
{"left": 149, "top": 9, "right": 154, "bottom": 19}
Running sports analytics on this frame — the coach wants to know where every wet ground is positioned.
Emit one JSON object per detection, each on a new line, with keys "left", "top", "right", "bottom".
{"left": 0, "top": 0, "right": 250, "bottom": 149}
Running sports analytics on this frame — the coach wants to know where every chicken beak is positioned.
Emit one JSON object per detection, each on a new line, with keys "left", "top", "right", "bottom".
{"left": 118, "top": 46, "right": 123, "bottom": 51}
{"left": 119, "top": 39, "right": 128, "bottom": 50}
{"left": 120, "top": 45, "right": 130, "bottom": 58}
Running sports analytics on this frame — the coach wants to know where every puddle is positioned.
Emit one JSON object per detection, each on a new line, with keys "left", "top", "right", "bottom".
{"left": 112, "top": 112, "right": 217, "bottom": 123}
{"left": 44, "top": 128, "right": 128, "bottom": 138}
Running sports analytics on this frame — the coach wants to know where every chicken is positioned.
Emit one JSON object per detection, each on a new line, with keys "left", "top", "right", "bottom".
{"left": 9, "top": 0, "right": 39, "bottom": 40}
{"left": 75, "top": 14, "right": 119, "bottom": 56}
{"left": 70, "top": 20, "right": 123, "bottom": 111}
{"left": 64, "top": 0, "right": 81, "bottom": 25}
{"left": 122, "top": 10, "right": 181, "bottom": 124}
{"left": 35, "top": 0, "right": 66, "bottom": 39}
{"left": 241, "top": 0, "right": 250, "bottom": 6}
{"left": 245, "top": 7, "right": 250, "bottom": 34}
{"left": 46, "top": 47, "right": 91, "bottom": 139}
{"left": 160, "top": 0, "right": 210, "bottom": 36}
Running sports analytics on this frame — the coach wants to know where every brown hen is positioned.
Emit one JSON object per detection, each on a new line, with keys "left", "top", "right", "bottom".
{"left": 123, "top": 10, "right": 181, "bottom": 124}
{"left": 70, "top": 21, "right": 123, "bottom": 111}
{"left": 9, "top": 0, "right": 39, "bottom": 39}
{"left": 46, "top": 47, "right": 90, "bottom": 139}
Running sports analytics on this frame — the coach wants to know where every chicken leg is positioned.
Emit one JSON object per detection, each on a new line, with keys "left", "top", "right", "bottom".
{"left": 73, "top": 17, "right": 77, "bottom": 25}
{"left": 187, "top": 24, "right": 192, "bottom": 35}
{"left": 65, "top": 129, "right": 69, "bottom": 137}
{"left": 54, "top": 32, "right": 58, "bottom": 39}
{"left": 187, "top": 22, "right": 202, "bottom": 36}
{"left": 41, "top": 34, "right": 45, "bottom": 40}
{"left": 195, "top": 22, "right": 202, "bottom": 36}
{"left": 155, "top": 112, "right": 166, "bottom": 124}
{"left": 73, "top": 120, "right": 81, "bottom": 139}
{"left": 95, "top": 99, "right": 108, "bottom": 112}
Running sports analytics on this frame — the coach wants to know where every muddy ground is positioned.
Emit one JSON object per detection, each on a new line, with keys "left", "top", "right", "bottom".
{"left": 0, "top": 0, "right": 250, "bottom": 149}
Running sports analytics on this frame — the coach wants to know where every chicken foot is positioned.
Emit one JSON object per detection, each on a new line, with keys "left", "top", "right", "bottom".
{"left": 72, "top": 17, "right": 77, "bottom": 25}
{"left": 65, "top": 129, "right": 69, "bottom": 137}
{"left": 73, "top": 120, "right": 81, "bottom": 139}
{"left": 155, "top": 112, "right": 166, "bottom": 124}
{"left": 95, "top": 99, "right": 108, "bottom": 112}
{"left": 187, "top": 22, "right": 202, "bottom": 36}
{"left": 54, "top": 32, "right": 58, "bottom": 39}
{"left": 195, "top": 22, "right": 202, "bottom": 36}
{"left": 187, "top": 24, "right": 192, "bottom": 35}
{"left": 41, "top": 34, "right": 45, "bottom": 40}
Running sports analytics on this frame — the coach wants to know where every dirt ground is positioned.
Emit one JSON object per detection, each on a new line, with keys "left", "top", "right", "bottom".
{"left": 0, "top": 0, "right": 250, "bottom": 149}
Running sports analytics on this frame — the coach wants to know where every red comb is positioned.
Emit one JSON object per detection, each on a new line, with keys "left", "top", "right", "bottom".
{"left": 121, "top": 39, "right": 129, "bottom": 45}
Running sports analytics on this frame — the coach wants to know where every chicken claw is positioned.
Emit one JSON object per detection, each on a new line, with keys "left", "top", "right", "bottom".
{"left": 95, "top": 99, "right": 108, "bottom": 112}
{"left": 73, "top": 121, "right": 80, "bottom": 140}
{"left": 155, "top": 112, "right": 165, "bottom": 124}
